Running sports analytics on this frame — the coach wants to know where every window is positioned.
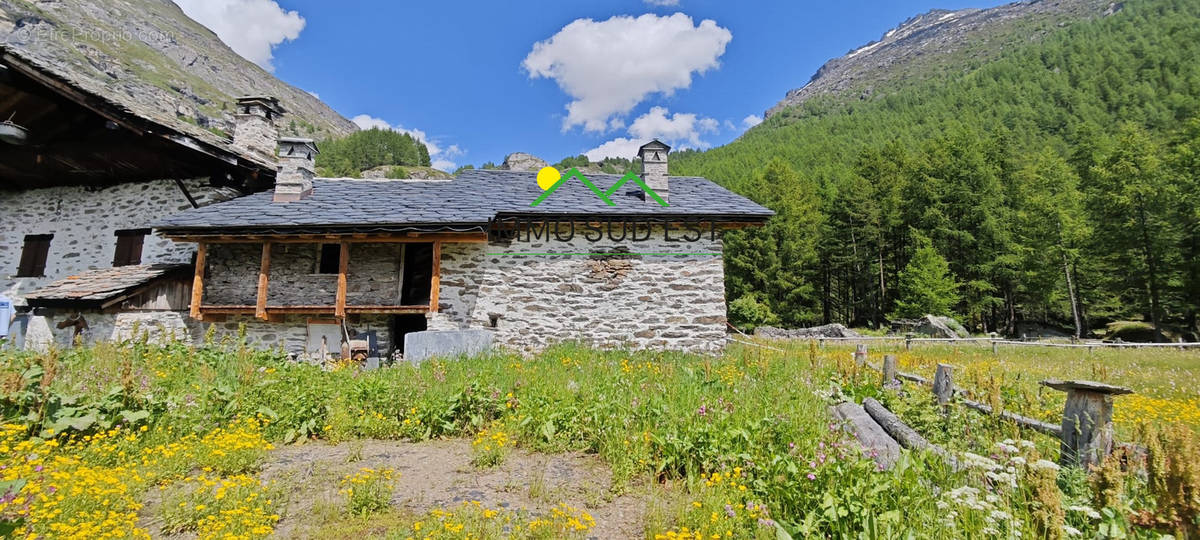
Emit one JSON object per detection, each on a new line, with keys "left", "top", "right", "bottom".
{"left": 113, "top": 229, "right": 150, "bottom": 267}
{"left": 16, "top": 234, "right": 52, "bottom": 277}
{"left": 317, "top": 244, "right": 341, "bottom": 274}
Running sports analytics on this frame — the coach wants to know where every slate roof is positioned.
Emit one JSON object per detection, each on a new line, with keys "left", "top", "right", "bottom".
{"left": 24, "top": 264, "right": 190, "bottom": 308}
{"left": 154, "top": 169, "right": 774, "bottom": 234}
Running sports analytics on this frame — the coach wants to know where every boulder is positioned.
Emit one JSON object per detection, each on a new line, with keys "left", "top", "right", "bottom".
{"left": 893, "top": 315, "right": 969, "bottom": 338}
{"left": 754, "top": 324, "right": 861, "bottom": 339}
{"left": 499, "top": 152, "right": 550, "bottom": 172}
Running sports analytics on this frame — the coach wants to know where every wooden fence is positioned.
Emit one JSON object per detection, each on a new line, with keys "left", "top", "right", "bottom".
{"left": 851, "top": 344, "right": 1132, "bottom": 468}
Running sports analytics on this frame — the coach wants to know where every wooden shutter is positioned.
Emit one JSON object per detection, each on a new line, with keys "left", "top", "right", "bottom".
{"left": 17, "top": 234, "right": 52, "bottom": 277}
{"left": 113, "top": 229, "right": 149, "bottom": 266}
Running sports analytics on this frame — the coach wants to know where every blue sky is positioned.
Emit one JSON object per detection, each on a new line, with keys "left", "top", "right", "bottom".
{"left": 175, "top": 0, "right": 1003, "bottom": 171}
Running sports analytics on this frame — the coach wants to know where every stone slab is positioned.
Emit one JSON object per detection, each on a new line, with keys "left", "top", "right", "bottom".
{"left": 404, "top": 330, "right": 493, "bottom": 363}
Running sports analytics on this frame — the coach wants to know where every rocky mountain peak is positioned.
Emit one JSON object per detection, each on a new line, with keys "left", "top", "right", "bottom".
{"left": 499, "top": 152, "right": 550, "bottom": 172}
{"left": 764, "top": 0, "right": 1115, "bottom": 119}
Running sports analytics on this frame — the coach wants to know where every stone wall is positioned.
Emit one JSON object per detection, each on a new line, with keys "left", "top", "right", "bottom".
{"left": 205, "top": 244, "right": 262, "bottom": 305}
{"left": 204, "top": 242, "right": 404, "bottom": 306}
{"left": 0, "top": 178, "right": 238, "bottom": 304}
{"left": 24, "top": 310, "right": 391, "bottom": 360}
{"left": 430, "top": 225, "right": 727, "bottom": 354}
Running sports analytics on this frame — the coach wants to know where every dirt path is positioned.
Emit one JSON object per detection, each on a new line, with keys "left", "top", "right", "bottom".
{"left": 261, "top": 439, "right": 649, "bottom": 539}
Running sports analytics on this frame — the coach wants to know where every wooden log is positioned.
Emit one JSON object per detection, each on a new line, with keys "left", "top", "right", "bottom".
{"left": 862, "top": 398, "right": 958, "bottom": 470}
{"left": 933, "top": 364, "right": 954, "bottom": 413}
{"left": 335, "top": 242, "right": 349, "bottom": 318}
{"left": 190, "top": 243, "right": 206, "bottom": 320}
{"left": 1042, "top": 379, "right": 1133, "bottom": 468}
{"left": 882, "top": 354, "right": 898, "bottom": 387}
{"left": 832, "top": 401, "right": 900, "bottom": 469}
{"left": 429, "top": 241, "right": 442, "bottom": 313}
{"left": 853, "top": 344, "right": 868, "bottom": 366}
{"left": 255, "top": 242, "right": 271, "bottom": 320}
{"left": 961, "top": 398, "right": 1063, "bottom": 438}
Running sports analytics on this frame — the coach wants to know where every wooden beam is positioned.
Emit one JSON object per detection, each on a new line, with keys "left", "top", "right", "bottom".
{"left": 335, "top": 241, "right": 349, "bottom": 318}
{"left": 198, "top": 304, "right": 430, "bottom": 315}
{"left": 164, "top": 232, "right": 490, "bottom": 244}
{"left": 255, "top": 242, "right": 271, "bottom": 320}
{"left": 190, "top": 243, "right": 206, "bottom": 320}
{"left": 430, "top": 240, "right": 441, "bottom": 313}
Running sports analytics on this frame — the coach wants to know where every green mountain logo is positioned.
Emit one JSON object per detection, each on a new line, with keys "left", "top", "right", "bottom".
{"left": 530, "top": 168, "right": 668, "bottom": 207}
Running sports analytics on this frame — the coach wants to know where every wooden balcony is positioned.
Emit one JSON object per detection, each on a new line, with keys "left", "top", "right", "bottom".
{"left": 186, "top": 232, "right": 486, "bottom": 321}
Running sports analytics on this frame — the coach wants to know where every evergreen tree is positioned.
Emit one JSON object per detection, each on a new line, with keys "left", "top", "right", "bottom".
{"left": 890, "top": 233, "right": 961, "bottom": 319}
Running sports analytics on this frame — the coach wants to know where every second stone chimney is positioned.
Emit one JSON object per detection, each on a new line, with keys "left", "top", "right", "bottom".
{"left": 637, "top": 139, "right": 671, "bottom": 204}
{"left": 274, "top": 137, "right": 318, "bottom": 202}
{"left": 232, "top": 96, "right": 283, "bottom": 164}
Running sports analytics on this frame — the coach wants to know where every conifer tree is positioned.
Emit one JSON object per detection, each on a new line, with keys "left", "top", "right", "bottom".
{"left": 890, "top": 233, "right": 961, "bottom": 319}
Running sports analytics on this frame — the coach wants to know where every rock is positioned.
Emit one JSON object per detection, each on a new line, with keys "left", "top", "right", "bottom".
{"left": 891, "top": 315, "right": 968, "bottom": 339}
{"left": 754, "top": 323, "right": 861, "bottom": 339}
{"left": 498, "top": 152, "right": 550, "bottom": 172}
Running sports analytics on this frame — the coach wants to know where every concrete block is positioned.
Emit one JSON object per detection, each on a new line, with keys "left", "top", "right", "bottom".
{"left": 404, "top": 330, "right": 493, "bottom": 363}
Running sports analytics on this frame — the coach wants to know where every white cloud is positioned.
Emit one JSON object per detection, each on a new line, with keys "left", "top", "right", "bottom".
{"left": 584, "top": 107, "right": 718, "bottom": 160}
{"left": 742, "top": 114, "right": 763, "bottom": 128}
{"left": 172, "top": 0, "right": 305, "bottom": 71}
{"left": 645, "top": 0, "right": 681, "bottom": 5}
{"left": 306, "top": 90, "right": 320, "bottom": 99}
{"left": 629, "top": 106, "right": 717, "bottom": 147}
{"left": 584, "top": 138, "right": 644, "bottom": 162}
{"left": 523, "top": 13, "right": 732, "bottom": 132}
{"left": 351, "top": 114, "right": 463, "bottom": 172}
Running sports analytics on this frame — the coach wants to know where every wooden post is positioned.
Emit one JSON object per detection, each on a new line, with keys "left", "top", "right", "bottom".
{"left": 853, "top": 344, "right": 868, "bottom": 367}
{"left": 882, "top": 354, "right": 897, "bottom": 387}
{"left": 335, "top": 241, "right": 349, "bottom": 319}
{"left": 1041, "top": 379, "right": 1133, "bottom": 468}
{"left": 255, "top": 242, "right": 271, "bottom": 320}
{"left": 904, "top": 333, "right": 913, "bottom": 351}
{"left": 190, "top": 243, "right": 206, "bottom": 320}
{"left": 992, "top": 340, "right": 998, "bottom": 355}
{"left": 429, "top": 241, "right": 441, "bottom": 312}
{"left": 933, "top": 364, "right": 954, "bottom": 414}
{"left": 818, "top": 338, "right": 825, "bottom": 349}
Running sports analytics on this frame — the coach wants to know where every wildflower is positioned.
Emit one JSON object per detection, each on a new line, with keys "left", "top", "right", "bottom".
{"left": 806, "top": 473, "right": 816, "bottom": 480}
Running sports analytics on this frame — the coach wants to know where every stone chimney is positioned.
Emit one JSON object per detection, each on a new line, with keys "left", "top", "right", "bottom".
{"left": 637, "top": 139, "right": 671, "bottom": 204}
{"left": 274, "top": 138, "right": 319, "bottom": 202}
{"left": 232, "top": 96, "right": 283, "bottom": 164}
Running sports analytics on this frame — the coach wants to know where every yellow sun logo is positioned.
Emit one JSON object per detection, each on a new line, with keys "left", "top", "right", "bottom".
{"left": 536, "top": 166, "right": 561, "bottom": 190}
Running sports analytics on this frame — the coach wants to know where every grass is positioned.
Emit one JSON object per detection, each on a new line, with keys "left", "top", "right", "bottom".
{"left": 0, "top": 337, "right": 1197, "bottom": 538}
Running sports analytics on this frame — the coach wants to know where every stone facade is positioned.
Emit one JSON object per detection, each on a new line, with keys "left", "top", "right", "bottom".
{"left": 192, "top": 226, "right": 728, "bottom": 356}
{"left": 1, "top": 178, "right": 237, "bottom": 304}
{"left": 204, "top": 243, "right": 404, "bottom": 306}
{"left": 431, "top": 226, "right": 727, "bottom": 354}
{"left": 22, "top": 310, "right": 391, "bottom": 360}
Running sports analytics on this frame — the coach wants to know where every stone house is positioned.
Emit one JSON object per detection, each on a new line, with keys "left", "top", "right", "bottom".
{"left": 0, "top": 46, "right": 281, "bottom": 347}
{"left": 153, "top": 140, "right": 773, "bottom": 357}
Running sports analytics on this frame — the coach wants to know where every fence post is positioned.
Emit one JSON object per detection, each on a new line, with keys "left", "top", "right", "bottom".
{"left": 933, "top": 364, "right": 954, "bottom": 415}
{"left": 1041, "top": 379, "right": 1134, "bottom": 468}
{"left": 882, "top": 354, "right": 898, "bottom": 387}
{"left": 818, "top": 338, "right": 825, "bottom": 349}
{"left": 854, "top": 344, "right": 868, "bottom": 367}
{"left": 904, "top": 333, "right": 913, "bottom": 351}
{"left": 992, "top": 341, "right": 998, "bottom": 355}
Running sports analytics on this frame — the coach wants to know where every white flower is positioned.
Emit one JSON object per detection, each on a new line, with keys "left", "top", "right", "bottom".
{"left": 1064, "top": 526, "right": 1082, "bottom": 537}
{"left": 1033, "top": 459, "right": 1061, "bottom": 471}
{"left": 1009, "top": 456, "right": 1027, "bottom": 466}
{"left": 1018, "top": 440, "right": 1036, "bottom": 449}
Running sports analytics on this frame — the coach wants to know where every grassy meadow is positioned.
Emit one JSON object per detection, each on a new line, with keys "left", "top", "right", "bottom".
{"left": 0, "top": 335, "right": 1196, "bottom": 538}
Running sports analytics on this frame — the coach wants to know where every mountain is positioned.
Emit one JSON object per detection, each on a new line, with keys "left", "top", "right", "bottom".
{"left": 0, "top": 0, "right": 357, "bottom": 141}
{"left": 673, "top": 0, "right": 1200, "bottom": 337}
{"left": 765, "top": 0, "right": 1115, "bottom": 118}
